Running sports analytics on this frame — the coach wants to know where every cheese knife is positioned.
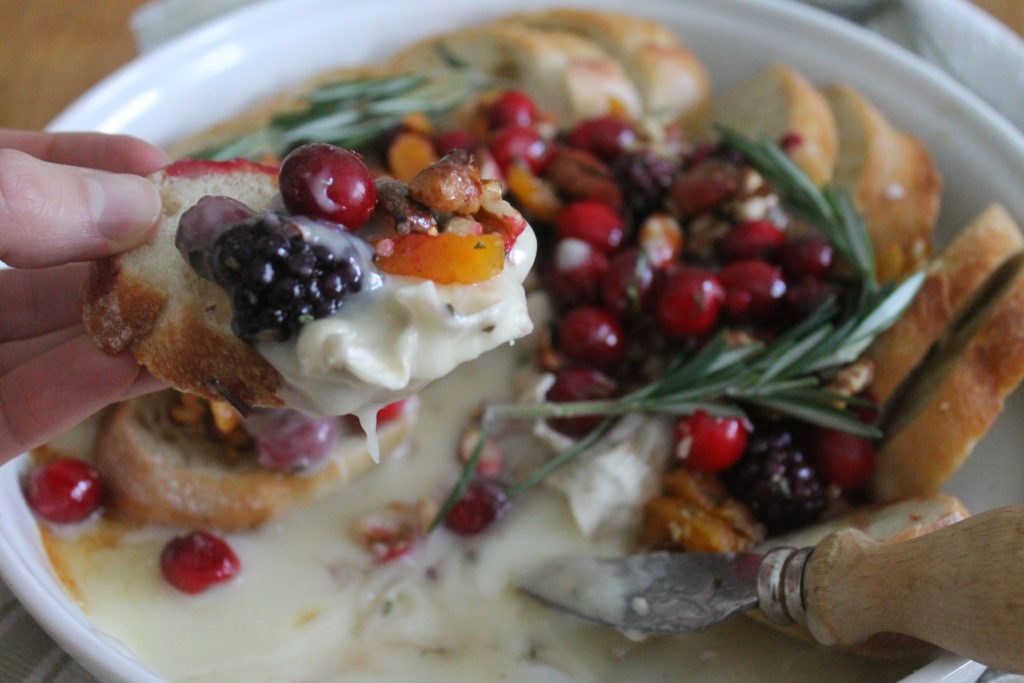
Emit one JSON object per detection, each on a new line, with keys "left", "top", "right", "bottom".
{"left": 520, "top": 505, "right": 1024, "bottom": 673}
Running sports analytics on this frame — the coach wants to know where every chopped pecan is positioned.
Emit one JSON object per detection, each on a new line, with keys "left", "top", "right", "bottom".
{"left": 545, "top": 147, "right": 621, "bottom": 207}
{"left": 641, "top": 469, "right": 764, "bottom": 552}
{"left": 407, "top": 150, "right": 483, "bottom": 215}
{"left": 374, "top": 178, "right": 438, "bottom": 235}
{"left": 350, "top": 500, "right": 436, "bottom": 564}
{"left": 826, "top": 359, "right": 875, "bottom": 398}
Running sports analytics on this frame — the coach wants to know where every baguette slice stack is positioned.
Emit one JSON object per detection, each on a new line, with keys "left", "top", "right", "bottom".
{"left": 388, "top": 22, "right": 643, "bottom": 125}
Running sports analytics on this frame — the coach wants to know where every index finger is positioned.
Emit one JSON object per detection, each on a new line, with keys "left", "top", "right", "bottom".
{"left": 0, "top": 130, "right": 168, "bottom": 175}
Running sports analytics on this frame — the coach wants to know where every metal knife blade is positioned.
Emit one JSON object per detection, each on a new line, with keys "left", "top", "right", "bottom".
{"left": 519, "top": 551, "right": 767, "bottom": 635}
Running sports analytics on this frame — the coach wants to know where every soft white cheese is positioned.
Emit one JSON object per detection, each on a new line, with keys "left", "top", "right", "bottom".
{"left": 257, "top": 227, "right": 537, "bottom": 422}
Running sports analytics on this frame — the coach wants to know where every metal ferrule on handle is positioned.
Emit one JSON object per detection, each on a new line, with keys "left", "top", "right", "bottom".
{"left": 757, "top": 546, "right": 812, "bottom": 626}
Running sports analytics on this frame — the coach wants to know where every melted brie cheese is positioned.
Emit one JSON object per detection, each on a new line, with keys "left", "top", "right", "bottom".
{"left": 41, "top": 338, "right": 920, "bottom": 682}
{"left": 257, "top": 227, "right": 536, "bottom": 423}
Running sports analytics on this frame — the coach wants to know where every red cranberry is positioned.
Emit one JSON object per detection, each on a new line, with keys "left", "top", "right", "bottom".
{"left": 778, "top": 132, "right": 804, "bottom": 154}
{"left": 433, "top": 129, "right": 477, "bottom": 156}
{"left": 547, "top": 238, "right": 610, "bottom": 306}
{"left": 546, "top": 366, "right": 618, "bottom": 437}
{"left": 718, "top": 220, "right": 786, "bottom": 262}
{"left": 376, "top": 399, "right": 407, "bottom": 424}
{"left": 160, "top": 531, "right": 240, "bottom": 594}
{"left": 601, "top": 248, "right": 654, "bottom": 319}
{"left": 556, "top": 200, "right": 624, "bottom": 254}
{"left": 489, "top": 125, "right": 551, "bottom": 173}
{"left": 566, "top": 116, "right": 636, "bottom": 161}
{"left": 25, "top": 458, "right": 104, "bottom": 524}
{"left": 279, "top": 143, "right": 377, "bottom": 229}
{"left": 444, "top": 478, "right": 510, "bottom": 536}
{"left": 670, "top": 160, "right": 740, "bottom": 215}
{"left": 781, "top": 233, "right": 835, "bottom": 278}
{"left": 786, "top": 276, "right": 841, "bottom": 319}
{"left": 718, "top": 260, "right": 787, "bottom": 323}
{"left": 559, "top": 307, "right": 625, "bottom": 369}
{"left": 655, "top": 267, "right": 724, "bottom": 338}
{"left": 488, "top": 90, "right": 538, "bottom": 128}
{"left": 805, "top": 427, "right": 876, "bottom": 492}
{"left": 674, "top": 410, "right": 750, "bottom": 473}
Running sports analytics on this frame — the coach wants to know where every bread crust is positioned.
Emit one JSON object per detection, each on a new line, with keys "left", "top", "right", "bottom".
{"left": 387, "top": 22, "right": 642, "bottom": 124}
{"left": 868, "top": 205, "right": 1024, "bottom": 404}
{"left": 93, "top": 391, "right": 413, "bottom": 531}
{"left": 826, "top": 86, "right": 942, "bottom": 282}
{"left": 875, "top": 264, "right": 1024, "bottom": 500}
{"left": 713, "top": 64, "right": 838, "bottom": 185}
{"left": 81, "top": 163, "right": 286, "bottom": 408}
{"left": 510, "top": 8, "right": 712, "bottom": 126}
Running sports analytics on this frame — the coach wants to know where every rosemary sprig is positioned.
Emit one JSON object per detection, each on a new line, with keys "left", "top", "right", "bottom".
{"left": 193, "top": 69, "right": 490, "bottom": 161}
{"left": 430, "top": 128, "right": 925, "bottom": 529}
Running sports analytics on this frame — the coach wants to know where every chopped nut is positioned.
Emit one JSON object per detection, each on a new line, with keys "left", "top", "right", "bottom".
{"left": 545, "top": 147, "right": 621, "bottom": 207}
{"left": 351, "top": 501, "right": 431, "bottom": 564}
{"left": 826, "top": 359, "right": 875, "bottom": 398}
{"left": 638, "top": 214, "right": 683, "bottom": 268}
{"left": 686, "top": 214, "right": 730, "bottom": 261}
{"left": 408, "top": 150, "right": 483, "bottom": 214}
{"left": 375, "top": 178, "right": 438, "bottom": 235}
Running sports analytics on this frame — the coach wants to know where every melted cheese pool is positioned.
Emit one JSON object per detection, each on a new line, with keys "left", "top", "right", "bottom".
{"left": 40, "top": 342, "right": 924, "bottom": 682}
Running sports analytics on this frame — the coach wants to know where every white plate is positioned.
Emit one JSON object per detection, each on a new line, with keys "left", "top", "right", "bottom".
{"left": 3, "top": 0, "right": 1023, "bottom": 680}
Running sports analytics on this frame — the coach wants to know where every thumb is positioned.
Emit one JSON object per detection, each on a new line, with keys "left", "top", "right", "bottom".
{"left": 0, "top": 148, "right": 162, "bottom": 268}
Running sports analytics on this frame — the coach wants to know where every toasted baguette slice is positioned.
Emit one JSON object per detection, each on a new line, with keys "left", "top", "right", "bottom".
{"left": 755, "top": 495, "right": 970, "bottom": 658}
{"left": 82, "top": 159, "right": 286, "bottom": 408}
{"left": 826, "top": 86, "right": 942, "bottom": 281}
{"left": 713, "top": 65, "right": 837, "bottom": 185}
{"left": 868, "top": 205, "right": 1024, "bottom": 404}
{"left": 388, "top": 23, "right": 642, "bottom": 125}
{"left": 875, "top": 261, "right": 1024, "bottom": 500}
{"left": 93, "top": 391, "right": 414, "bottom": 531}
{"left": 509, "top": 9, "right": 711, "bottom": 126}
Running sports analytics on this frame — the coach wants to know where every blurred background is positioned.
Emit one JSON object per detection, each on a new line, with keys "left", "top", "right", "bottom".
{"left": 2, "top": 0, "right": 1022, "bottom": 132}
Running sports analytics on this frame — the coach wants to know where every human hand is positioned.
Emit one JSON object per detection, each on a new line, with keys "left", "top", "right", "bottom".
{"left": 0, "top": 130, "right": 170, "bottom": 464}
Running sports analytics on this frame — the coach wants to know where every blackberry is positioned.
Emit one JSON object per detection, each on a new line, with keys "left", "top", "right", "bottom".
{"left": 613, "top": 151, "right": 677, "bottom": 221}
{"left": 206, "top": 212, "right": 379, "bottom": 342}
{"left": 722, "top": 430, "right": 826, "bottom": 535}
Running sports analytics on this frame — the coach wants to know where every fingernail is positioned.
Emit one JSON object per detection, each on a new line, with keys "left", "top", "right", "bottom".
{"left": 85, "top": 172, "right": 162, "bottom": 246}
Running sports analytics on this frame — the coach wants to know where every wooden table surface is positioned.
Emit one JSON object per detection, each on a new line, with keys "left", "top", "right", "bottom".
{"left": 1, "top": 0, "right": 149, "bottom": 131}
{"left": 2, "top": 0, "right": 1021, "bottom": 134}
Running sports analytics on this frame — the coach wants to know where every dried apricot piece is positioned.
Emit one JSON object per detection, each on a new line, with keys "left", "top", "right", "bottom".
{"left": 387, "top": 132, "right": 439, "bottom": 183}
{"left": 506, "top": 163, "right": 561, "bottom": 223}
{"left": 376, "top": 233, "right": 504, "bottom": 284}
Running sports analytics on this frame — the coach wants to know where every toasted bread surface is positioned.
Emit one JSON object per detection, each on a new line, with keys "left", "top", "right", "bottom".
{"left": 93, "top": 391, "right": 413, "bottom": 531}
{"left": 510, "top": 8, "right": 712, "bottom": 126}
{"left": 81, "top": 161, "right": 286, "bottom": 407}
{"left": 387, "top": 22, "right": 642, "bottom": 124}
{"left": 827, "top": 86, "right": 941, "bottom": 282}
{"left": 713, "top": 64, "right": 837, "bottom": 185}
{"left": 875, "top": 264, "right": 1024, "bottom": 500}
{"left": 868, "top": 205, "right": 1024, "bottom": 404}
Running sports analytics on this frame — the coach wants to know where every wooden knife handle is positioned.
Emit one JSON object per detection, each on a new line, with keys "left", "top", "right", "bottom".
{"left": 803, "top": 505, "right": 1024, "bottom": 672}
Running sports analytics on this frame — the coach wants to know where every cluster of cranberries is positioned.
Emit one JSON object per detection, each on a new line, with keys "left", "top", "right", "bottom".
{"left": 436, "top": 89, "right": 877, "bottom": 537}
{"left": 177, "top": 143, "right": 382, "bottom": 342}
